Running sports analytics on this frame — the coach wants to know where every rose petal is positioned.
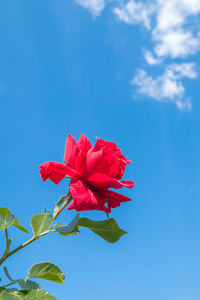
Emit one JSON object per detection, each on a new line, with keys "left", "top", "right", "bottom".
{"left": 78, "top": 134, "right": 92, "bottom": 154}
{"left": 86, "top": 137, "right": 131, "bottom": 179}
{"left": 86, "top": 147, "right": 104, "bottom": 173}
{"left": 87, "top": 173, "right": 135, "bottom": 190}
{"left": 63, "top": 134, "right": 76, "bottom": 163}
{"left": 74, "top": 134, "right": 92, "bottom": 174}
{"left": 100, "top": 189, "right": 132, "bottom": 209}
{"left": 39, "top": 161, "right": 77, "bottom": 184}
{"left": 68, "top": 179, "right": 110, "bottom": 212}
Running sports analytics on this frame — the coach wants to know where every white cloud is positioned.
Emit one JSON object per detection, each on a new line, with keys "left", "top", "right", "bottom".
{"left": 156, "top": 0, "right": 200, "bottom": 32}
{"left": 153, "top": 0, "right": 200, "bottom": 58}
{"left": 167, "top": 63, "right": 197, "bottom": 79}
{"left": 132, "top": 63, "right": 197, "bottom": 110}
{"left": 113, "top": 0, "right": 154, "bottom": 29}
{"left": 74, "top": 0, "right": 200, "bottom": 109}
{"left": 114, "top": 0, "right": 200, "bottom": 58}
{"left": 113, "top": 0, "right": 200, "bottom": 109}
{"left": 75, "top": 0, "right": 105, "bottom": 17}
{"left": 144, "top": 50, "right": 162, "bottom": 65}
{"left": 153, "top": 30, "right": 200, "bottom": 58}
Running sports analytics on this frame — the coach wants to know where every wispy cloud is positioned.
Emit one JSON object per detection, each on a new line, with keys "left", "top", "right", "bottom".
{"left": 113, "top": 0, "right": 200, "bottom": 109}
{"left": 74, "top": 0, "right": 200, "bottom": 109}
{"left": 143, "top": 50, "right": 162, "bottom": 65}
{"left": 153, "top": 0, "right": 200, "bottom": 58}
{"left": 132, "top": 63, "right": 197, "bottom": 110}
{"left": 114, "top": 0, "right": 154, "bottom": 29}
{"left": 75, "top": 0, "right": 105, "bottom": 17}
{"left": 114, "top": 0, "right": 200, "bottom": 58}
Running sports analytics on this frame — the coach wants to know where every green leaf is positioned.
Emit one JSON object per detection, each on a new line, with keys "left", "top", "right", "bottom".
{"left": 0, "top": 287, "right": 57, "bottom": 300}
{"left": 79, "top": 218, "right": 127, "bottom": 243}
{"left": 0, "top": 207, "right": 10, "bottom": 219}
{"left": 54, "top": 213, "right": 80, "bottom": 236}
{"left": 0, "top": 207, "right": 28, "bottom": 234}
{"left": 13, "top": 220, "right": 29, "bottom": 234}
{"left": 31, "top": 214, "right": 53, "bottom": 236}
{"left": 17, "top": 289, "right": 57, "bottom": 300}
{"left": 28, "top": 262, "right": 65, "bottom": 283}
{"left": 0, "top": 214, "right": 16, "bottom": 231}
{"left": 17, "top": 279, "right": 41, "bottom": 290}
{"left": 0, "top": 289, "right": 20, "bottom": 299}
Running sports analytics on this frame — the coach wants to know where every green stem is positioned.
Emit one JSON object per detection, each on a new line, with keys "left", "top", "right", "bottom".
{"left": 0, "top": 230, "right": 55, "bottom": 266}
{"left": 3, "top": 266, "right": 14, "bottom": 282}
{"left": 0, "top": 193, "right": 72, "bottom": 267}
{"left": 2, "top": 280, "right": 17, "bottom": 288}
{"left": 1, "top": 230, "right": 11, "bottom": 264}
{"left": 53, "top": 194, "right": 72, "bottom": 220}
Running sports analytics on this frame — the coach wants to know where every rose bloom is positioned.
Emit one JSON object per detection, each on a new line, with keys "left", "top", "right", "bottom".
{"left": 39, "top": 134, "right": 135, "bottom": 213}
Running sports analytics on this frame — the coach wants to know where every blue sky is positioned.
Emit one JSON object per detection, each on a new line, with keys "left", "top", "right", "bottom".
{"left": 0, "top": 1, "right": 200, "bottom": 299}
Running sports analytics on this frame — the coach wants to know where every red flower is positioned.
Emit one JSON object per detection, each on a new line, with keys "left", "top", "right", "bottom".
{"left": 39, "top": 134, "right": 135, "bottom": 213}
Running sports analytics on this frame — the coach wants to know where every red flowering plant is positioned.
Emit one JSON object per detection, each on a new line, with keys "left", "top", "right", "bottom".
{"left": 0, "top": 134, "right": 134, "bottom": 299}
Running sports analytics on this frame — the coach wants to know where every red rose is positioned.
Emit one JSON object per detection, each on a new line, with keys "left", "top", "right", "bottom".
{"left": 39, "top": 134, "right": 135, "bottom": 213}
